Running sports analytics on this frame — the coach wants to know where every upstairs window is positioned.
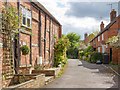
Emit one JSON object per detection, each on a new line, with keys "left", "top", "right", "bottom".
{"left": 98, "top": 36, "right": 100, "bottom": 41}
{"left": 21, "top": 6, "right": 32, "bottom": 28}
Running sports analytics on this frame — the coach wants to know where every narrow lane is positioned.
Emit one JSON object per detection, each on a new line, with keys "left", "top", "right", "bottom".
{"left": 43, "top": 59, "right": 118, "bottom": 88}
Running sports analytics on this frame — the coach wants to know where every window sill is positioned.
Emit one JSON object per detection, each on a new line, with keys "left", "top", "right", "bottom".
{"left": 21, "top": 25, "right": 32, "bottom": 30}
{"left": 19, "top": 64, "right": 32, "bottom": 68}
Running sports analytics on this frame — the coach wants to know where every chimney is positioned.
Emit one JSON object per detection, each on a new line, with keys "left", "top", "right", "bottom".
{"left": 100, "top": 21, "right": 104, "bottom": 31}
{"left": 84, "top": 33, "right": 88, "bottom": 39}
{"left": 110, "top": 9, "right": 116, "bottom": 21}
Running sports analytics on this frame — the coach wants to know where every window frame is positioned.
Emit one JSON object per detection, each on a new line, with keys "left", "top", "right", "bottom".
{"left": 102, "top": 34, "right": 104, "bottom": 40}
{"left": 98, "top": 36, "right": 100, "bottom": 41}
{"left": 98, "top": 47, "right": 100, "bottom": 52}
{"left": 20, "top": 6, "right": 32, "bottom": 29}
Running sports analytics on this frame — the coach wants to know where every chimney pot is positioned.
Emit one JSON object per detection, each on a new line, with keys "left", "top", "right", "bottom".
{"left": 110, "top": 9, "right": 116, "bottom": 21}
{"left": 100, "top": 21, "right": 104, "bottom": 31}
{"left": 84, "top": 33, "right": 88, "bottom": 39}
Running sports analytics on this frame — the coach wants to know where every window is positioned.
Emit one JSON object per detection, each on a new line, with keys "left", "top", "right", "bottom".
{"left": 98, "top": 47, "right": 100, "bottom": 52}
{"left": 102, "top": 34, "right": 104, "bottom": 40}
{"left": 23, "top": 16, "right": 26, "bottom": 25}
{"left": 21, "top": 6, "right": 32, "bottom": 28}
{"left": 98, "top": 36, "right": 100, "bottom": 41}
{"left": 102, "top": 45, "right": 105, "bottom": 53}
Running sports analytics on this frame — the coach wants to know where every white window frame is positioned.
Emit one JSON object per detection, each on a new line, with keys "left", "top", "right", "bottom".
{"left": 102, "top": 45, "right": 105, "bottom": 53}
{"left": 98, "top": 36, "right": 100, "bottom": 41}
{"left": 102, "top": 34, "right": 104, "bottom": 40}
{"left": 98, "top": 47, "right": 100, "bottom": 52}
{"left": 21, "top": 6, "right": 32, "bottom": 29}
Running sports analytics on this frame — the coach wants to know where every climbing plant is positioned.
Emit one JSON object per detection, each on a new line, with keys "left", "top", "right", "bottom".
{"left": 54, "top": 36, "right": 70, "bottom": 67}
{"left": 1, "top": 3, "right": 20, "bottom": 80}
{"left": 106, "top": 34, "right": 120, "bottom": 48}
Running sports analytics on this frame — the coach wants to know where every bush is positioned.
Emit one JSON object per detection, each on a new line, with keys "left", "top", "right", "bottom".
{"left": 54, "top": 36, "right": 70, "bottom": 67}
{"left": 79, "top": 46, "right": 94, "bottom": 60}
{"left": 21, "top": 45, "right": 30, "bottom": 55}
{"left": 90, "top": 52, "right": 103, "bottom": 63}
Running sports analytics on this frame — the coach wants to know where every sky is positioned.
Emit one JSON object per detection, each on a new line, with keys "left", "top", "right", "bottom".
{"left": 37, "top": 0, "right": 119, "bottom": 39}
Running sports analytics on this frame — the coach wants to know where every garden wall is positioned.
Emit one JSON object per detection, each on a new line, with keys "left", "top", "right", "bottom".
{"left": 6, "top": 74, "right": 45, "bottom": 89}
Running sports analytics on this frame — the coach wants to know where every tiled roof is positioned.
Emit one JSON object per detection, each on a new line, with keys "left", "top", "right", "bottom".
{"left": 31, "top": 0, "right": 61, "bottom": 25}
{"left": 90, "top": 15, "right": 120, "bottom": 43}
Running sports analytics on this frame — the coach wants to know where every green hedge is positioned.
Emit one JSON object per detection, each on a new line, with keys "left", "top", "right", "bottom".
{"left": 90, "top": 52, "right": 103, "bottom": 63}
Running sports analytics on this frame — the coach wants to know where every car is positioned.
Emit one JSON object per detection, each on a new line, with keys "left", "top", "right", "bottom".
{"left": 96, "top": 60, "right": 102, "bottom": 64}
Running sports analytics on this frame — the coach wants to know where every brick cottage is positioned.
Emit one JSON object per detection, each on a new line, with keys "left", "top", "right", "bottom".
{"left": 90, "top": 9, "right": 120, "bottom": 64}
{"left": 0, "top": 0, "right": 62, "bottom": 87}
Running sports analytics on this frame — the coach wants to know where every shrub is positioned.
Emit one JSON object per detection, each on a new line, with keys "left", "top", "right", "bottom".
{"left": 54, "top": 36, "right": 70, "bottom": 67}
{"left": 21, "top": 45, "right": 30, "bottom": 55}
{"left": 90, "top": 52, "right": 103, "bottom": 63}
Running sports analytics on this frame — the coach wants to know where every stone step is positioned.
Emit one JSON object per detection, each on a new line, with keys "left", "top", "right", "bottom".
{"left": 45, "top": 76, "right": 54, "bottom": 85}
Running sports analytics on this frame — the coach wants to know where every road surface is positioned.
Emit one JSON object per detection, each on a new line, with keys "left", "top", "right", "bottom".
{"left": 43, "top": 59, "right": 118, "bottom": 88}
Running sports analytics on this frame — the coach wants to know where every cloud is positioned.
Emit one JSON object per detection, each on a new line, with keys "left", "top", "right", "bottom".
{"left": 37, "top": 0, "right": 118, "bottom": 39}
{"left": 65, "top": 2, "right": 118, "bottom": 20}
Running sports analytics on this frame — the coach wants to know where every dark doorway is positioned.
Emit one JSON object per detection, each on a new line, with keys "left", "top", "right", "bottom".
{"left": 110, "top": 48, "right": 112, "bottom": 62}
{"left": 94, "top": 48, "right": 96, "bottom": 51}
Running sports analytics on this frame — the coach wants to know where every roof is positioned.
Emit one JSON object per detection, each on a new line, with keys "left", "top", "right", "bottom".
{"left": 31, "top": 0, "right": 61, "bottom": 26}
{"left": 90, "top": 15, "right": 120, "bottom": 43}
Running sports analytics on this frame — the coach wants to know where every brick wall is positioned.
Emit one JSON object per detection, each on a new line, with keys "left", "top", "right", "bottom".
{"left": 45, "top": 16, "right": 50, "bottom": 65}
{"left": 31, "top": 5, "right": 39, "bottom": 67}
{"left": 8, "top": 74, "right": 45, "bottom": 88}
{"left": 20, "top": 33, "right": 31, "bottom": 66}
{"left": 0, "top": 1, "right": 2, "bottom": 88}
{"left": 41, "top": 12, "right": 45, "bottom": 63}
{"left": 0, "top": 0, "right": 62, "bottom": 88}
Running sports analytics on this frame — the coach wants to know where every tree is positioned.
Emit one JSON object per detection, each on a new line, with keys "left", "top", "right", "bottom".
{"left": 66, "top": 32, "right": 80, "bottom": 59}
{"left": 107, "top": 34, "right": 120, "bottom": 48}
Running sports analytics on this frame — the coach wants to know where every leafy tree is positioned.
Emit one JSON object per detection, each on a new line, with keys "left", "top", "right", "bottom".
{"left": 66, "top": 32, "right": 80, "bottom": 59}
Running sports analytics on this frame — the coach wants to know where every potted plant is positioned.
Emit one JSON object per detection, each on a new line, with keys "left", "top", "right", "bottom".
{"left": 21, "top": 45, "right": 30, "bottom": 70}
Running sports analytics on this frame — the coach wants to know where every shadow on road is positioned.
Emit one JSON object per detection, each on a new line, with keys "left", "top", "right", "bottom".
{"left": 80, "top": 60, "right": 119, "bottom": 89}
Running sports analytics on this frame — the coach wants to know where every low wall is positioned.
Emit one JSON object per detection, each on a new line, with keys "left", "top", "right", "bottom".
{"left": 6, "top": 74, "right": 45, "bottom": 89}
{"left": 32, "top": 67, "right": 61, "bottom": 77}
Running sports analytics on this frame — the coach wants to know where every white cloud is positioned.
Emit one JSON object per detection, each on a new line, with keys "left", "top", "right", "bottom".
{"left": 37, "top": 0, "right": 110, "bottom": 39}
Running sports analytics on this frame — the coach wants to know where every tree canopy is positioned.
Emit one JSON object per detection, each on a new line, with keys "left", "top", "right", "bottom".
{"left": 66, "top": 32, "right": 81, "bottom": 59}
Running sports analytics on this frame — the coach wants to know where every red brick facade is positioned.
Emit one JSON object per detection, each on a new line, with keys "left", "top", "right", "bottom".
{"left": 0, "top": 0, "right": 62, "bottom": 87}
{"left": 90, "top": 9, "right": 120, "bottom": 64}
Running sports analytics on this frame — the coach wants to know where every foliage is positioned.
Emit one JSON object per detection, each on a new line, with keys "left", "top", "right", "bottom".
{"left": 2, "top": 4, "right": 20, "bottom": 35}
{"left": 90, "top": 52, "right": 103, "bottom": 63}
{"left": 21, "top": 45, "right": 30, "bottom": 55}
{"left": 66, "top": 32, "right": 80, "bottom": 59}
{"left": 106, "top": 34, "right": 120, "bottom": 48}
{"left": 1, "top": 4, "right": 20, "bottom": 77}
{"left": 79, "top": 46, "right": 94, "bottom": 61}
{"left": 34, "top": 64, "right": 44, "bottom": 70}
{"left": 54, "top": 36, "right": 70, "bottom": 67}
